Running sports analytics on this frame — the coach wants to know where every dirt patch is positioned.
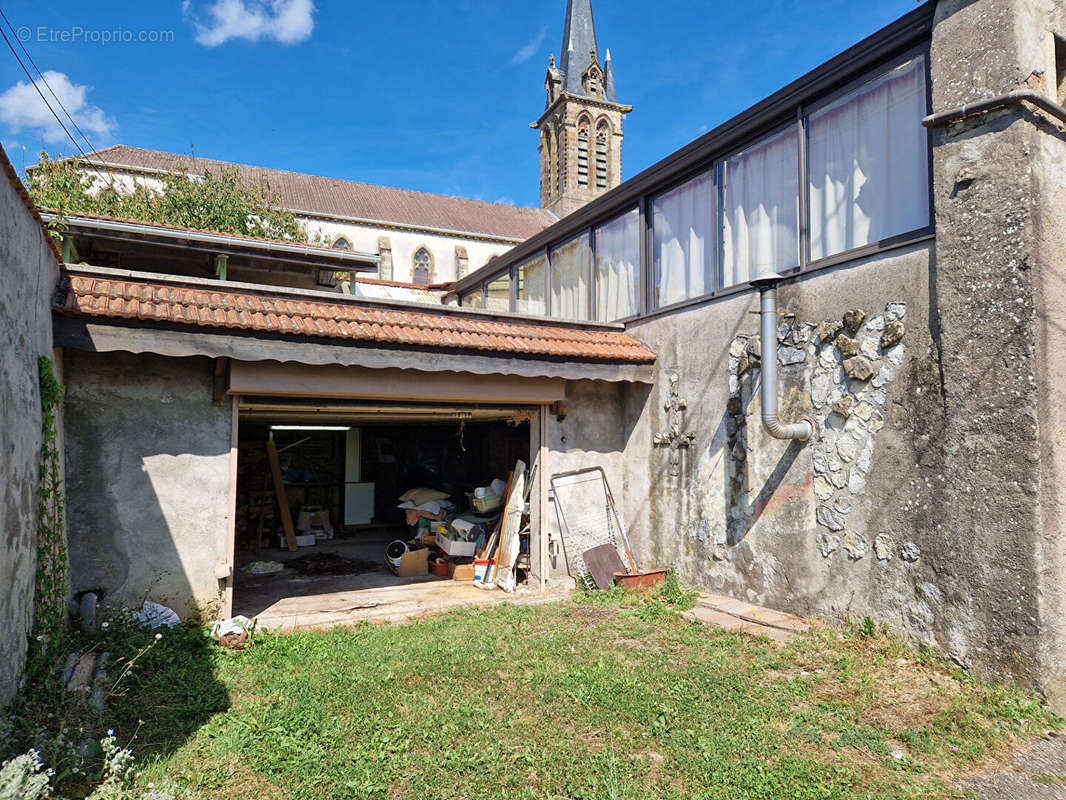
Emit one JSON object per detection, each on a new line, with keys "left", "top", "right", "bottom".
{"left": 284, "top": 552, "right": 380, "bottom": 576}
{"left": 562, "top": 605, "right": 620, "bottom": 627}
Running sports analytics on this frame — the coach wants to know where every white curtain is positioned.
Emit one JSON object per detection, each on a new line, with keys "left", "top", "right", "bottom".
{"left": 516, "top": 255, "right": 547, "bottom": 315}
{"left": 550, "top": 234, "right": 591, "bottom": 320}
{"left": 485, "top": 274, "right": 511, "bottom": 312}
{"left": 651, "top": 169, "right": 715, "bottom": 308}
{"left": 595, "top": 209, "right": 640, "bottom": 321}
{"left": 720, "top": 127, "right": 799, "bottom": 287}
{"left": 808, "top": 56, "right": 928, "bottom": 261}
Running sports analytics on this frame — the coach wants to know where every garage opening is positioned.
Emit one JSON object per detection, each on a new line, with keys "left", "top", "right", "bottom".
{"left": 231, "top": 398, "right": 541, "bottom": 628}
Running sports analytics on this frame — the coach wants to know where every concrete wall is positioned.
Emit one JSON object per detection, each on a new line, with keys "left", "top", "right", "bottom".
{"left": 576, "top": 0, "right": 1066, "bottom": 710}
{"left": 63, "top": 351, "right": 232, "bottom": 619}
{"left": 621, "top": 243, "right": 937, "bottom": 623}
{"left": 545, "top": 380, "right": 634, "bottom": 578}
{"left": 926, "top": 0, "right": 1066, "bottom": 707}
{"left": 0, "top": 159, "right": 59, "bottom": 706}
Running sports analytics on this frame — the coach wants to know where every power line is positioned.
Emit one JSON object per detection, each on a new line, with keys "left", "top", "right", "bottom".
{"left": 0, "top": 22, "right": 85, "bottom": 159}
{"left": 0, "top": 7, "right": 123, "bottom": 196}
{"left": 0, "top": 7, "right": 98, "bottom": 158}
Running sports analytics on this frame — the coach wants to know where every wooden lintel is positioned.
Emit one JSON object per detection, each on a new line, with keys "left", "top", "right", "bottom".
{"left": 212, "top": 357, "right": 228, "bottom": 406}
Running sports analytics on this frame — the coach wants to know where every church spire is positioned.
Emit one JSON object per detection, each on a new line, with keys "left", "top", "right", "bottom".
{"left": 559, "top": 0, "right": 600, "bottom": 97}
{"left": 532, "top": 0, "right": 632, "bottom": 218}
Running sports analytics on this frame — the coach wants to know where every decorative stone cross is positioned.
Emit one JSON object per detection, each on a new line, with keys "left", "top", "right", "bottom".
{"left": 653, "top": 374, "right": 696, "bottom": 476}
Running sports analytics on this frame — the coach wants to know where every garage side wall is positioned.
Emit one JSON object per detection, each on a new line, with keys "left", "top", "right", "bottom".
{"left": 63, "top": 351, "right": 232, "bottom": 618}
{"left": 546, "top": 380, "right": 632, "bottom": 579}
{"left": 0, "top": 161, "right": 59, "bottom": 707}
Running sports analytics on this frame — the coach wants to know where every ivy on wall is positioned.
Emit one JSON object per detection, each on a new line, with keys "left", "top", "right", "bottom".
{"left": 32, "top": 356, "right": 67, "bottom": 657}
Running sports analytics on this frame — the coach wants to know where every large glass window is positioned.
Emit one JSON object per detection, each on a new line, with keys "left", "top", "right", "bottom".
{"left": 720, "top": 127, "right": 799, "bottom": 287}
{"left": 550, "top": 233, "right": 591, "bottom": 320}
{"left": 651, "top": 169, "right": 715, "bottom": 309}
{"left": 516, "top": 254, "right": 548, "bottom": 315}
{"left": 485, "top": 272, "right": 512, "bottom": 312}
{"left": 807, "top": 56, "right": 929, "bottom": 261}
{"left": 462, "top": 288, "right": 484, "bottom": 309}
{"left": 595, "top": 209, "right": 640, "bottom": 321}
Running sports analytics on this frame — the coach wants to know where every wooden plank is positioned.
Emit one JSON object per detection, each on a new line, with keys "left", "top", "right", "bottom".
{"left": 582, "top": 544, "right": 625, "bottom": 590}
{"left": 212, "top": 357, "right": 228, "bottom": 406}
{"left": 222, "top": 395, "right": 239, "bottom": 617}
{"left": 494, "top": 461, "right": 526, "bottom": 593}
{"left": 266, "top": 439, "right": 298, "bottom": 552}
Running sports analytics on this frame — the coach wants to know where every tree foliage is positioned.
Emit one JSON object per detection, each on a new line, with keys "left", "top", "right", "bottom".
{"left": 27, "top": 152, "right": 315, "bottom": 243}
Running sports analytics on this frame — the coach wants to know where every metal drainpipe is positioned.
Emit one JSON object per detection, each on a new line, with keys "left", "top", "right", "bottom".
{"left": 751, "top": 274, "right": 815, "bottom": 442}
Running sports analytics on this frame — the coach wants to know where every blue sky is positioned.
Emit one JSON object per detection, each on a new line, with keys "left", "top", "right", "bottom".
{"left": 0, "top": 0, "right": 920, "bottom": 208}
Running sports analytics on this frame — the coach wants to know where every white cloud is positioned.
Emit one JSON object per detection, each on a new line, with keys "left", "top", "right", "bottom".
{"left": 189, "top": 0, "right": 315, "bottom": 47}
{"left": 0, "top": 71, "right": 114, "bottom": 146}
{"left": 510, "top": 25, "right": 548, "bottom": 64}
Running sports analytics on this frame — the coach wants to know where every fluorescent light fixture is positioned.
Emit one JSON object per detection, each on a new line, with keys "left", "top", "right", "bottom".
{"left": 269, "top": 425, "right": 351, "bottom": 431}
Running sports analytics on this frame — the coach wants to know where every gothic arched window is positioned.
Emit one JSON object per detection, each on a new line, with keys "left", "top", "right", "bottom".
{"left": 547, "top": 130, "right": 557, "bottom": 198}
{"left": 585, "top": 67, "right": 601, "bottom": 98}
{"left": 595, "top": 119, "right": 609, "bottom": 190}
{"left": 577, "top": 117, "right": 590, "bottom": 188}
{"left": 412, "top": 247, "right": 432, "bottom": 285}
{"left": 332, "top": 237, "right": 352, "bottom": 250}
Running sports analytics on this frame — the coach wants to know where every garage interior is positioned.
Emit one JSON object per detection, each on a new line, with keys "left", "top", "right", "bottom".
{"left": 231, "top": 397, "right": 541, "bottom": 628}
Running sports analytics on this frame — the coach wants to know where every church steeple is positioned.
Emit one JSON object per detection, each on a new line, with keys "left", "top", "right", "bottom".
{"left": 531, "top": 0, "right": 632, "bottom": 218}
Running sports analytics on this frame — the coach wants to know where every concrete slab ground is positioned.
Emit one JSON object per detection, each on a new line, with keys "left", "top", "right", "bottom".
{"left": 234, "top": 536, "right": 567, "bottom": 630}
{"left": 682, "top": 592, "right": 810, "bottom": 644}
{"left": 958, "top": 736, "right": 1066, "bottom": 800}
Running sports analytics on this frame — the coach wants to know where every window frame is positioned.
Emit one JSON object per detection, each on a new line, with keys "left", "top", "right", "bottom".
{"left": 446, "top": 27, "right": 935, "bottom": 324}
{"left": 798, "top": 46, "right": 934, "bottom": 275}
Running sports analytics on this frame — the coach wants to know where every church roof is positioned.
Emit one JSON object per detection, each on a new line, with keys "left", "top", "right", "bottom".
{"left": 73, "top": 145, "right": 557, "bottom": 241}
{"left": 559, "top": 0, "right": 600, "bottom": 97}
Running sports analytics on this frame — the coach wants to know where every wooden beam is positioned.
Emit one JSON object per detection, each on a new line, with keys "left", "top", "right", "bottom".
{"left": 212, "top": 357, "right": 228, "bottom": 406}
{"left": 266, "top": 438, "right": 298, "bottom": 552}
{"left": 222, "top": 396, "right": 239, "bottom": 617}
{"left": 228, "top": 361, "right": 567, "bottom": 404}
{"left": 214, "top": 254, "right": 229, "bottom": 281}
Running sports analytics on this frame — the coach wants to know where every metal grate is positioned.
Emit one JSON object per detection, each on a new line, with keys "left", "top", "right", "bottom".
{"left": 549, "top": 467, "right": 634, "bottom": 590}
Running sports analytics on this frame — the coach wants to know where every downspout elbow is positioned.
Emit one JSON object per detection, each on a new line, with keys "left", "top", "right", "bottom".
{"left": 762, "top": 412, "right": 814, "bottom": 442}
{"left": 753, "top": 276, "right": 815, "bottom": 443}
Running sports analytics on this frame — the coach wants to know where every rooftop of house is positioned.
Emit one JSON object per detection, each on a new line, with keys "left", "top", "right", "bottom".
{"left": 54, "top": 265, "right": 656, "bottom": 365}
{"left": 41, "top": 209, "right": 380, "bottom": 270}
{"left": 71, "top": 145, "right": 558, "bottom": 241}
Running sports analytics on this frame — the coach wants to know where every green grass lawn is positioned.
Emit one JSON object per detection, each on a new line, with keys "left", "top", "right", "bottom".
{"left": 13, "top": 591, "right": 1062, "bottom": 800}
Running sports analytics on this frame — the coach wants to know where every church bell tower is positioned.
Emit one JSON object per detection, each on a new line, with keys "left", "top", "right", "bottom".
{"left": 532, "top": 0, "right": 632, "bottom": 218}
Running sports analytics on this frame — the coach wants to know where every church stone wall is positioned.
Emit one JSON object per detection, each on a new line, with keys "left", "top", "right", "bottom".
{"left": 304, "top": 218, "right": 513, "bottom": 284}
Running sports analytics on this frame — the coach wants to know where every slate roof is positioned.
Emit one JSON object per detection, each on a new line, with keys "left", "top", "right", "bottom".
{"left": 73, "top": 145, "right": 557, "bottom": 241}
{"left": 54, "top": 270, "right": 657, "bottom": 364}
{"left": 559, "top": 0, "right": 617, "bottom": 101}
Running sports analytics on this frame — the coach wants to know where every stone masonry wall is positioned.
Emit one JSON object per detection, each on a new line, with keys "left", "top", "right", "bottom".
{"left": 613, "top": 0, "right": 1066, "bottom": 709}
{"left": 622, "top": 244, "right": 946, "bottom": 654}
{"left": 0, "top": 157, "right": 59, "bottom": 706}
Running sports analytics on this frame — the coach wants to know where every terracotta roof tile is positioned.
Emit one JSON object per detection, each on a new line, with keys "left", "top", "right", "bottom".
{"left": 55, "top": 271, "right": 656, "bottom": 364}
{"left": 76, "top": 145, "right": 557, "bottom": 241}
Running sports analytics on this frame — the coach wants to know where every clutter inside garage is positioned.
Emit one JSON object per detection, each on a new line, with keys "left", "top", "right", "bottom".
{"left": 232, "top": 406, "right": 535, "bottom": 619}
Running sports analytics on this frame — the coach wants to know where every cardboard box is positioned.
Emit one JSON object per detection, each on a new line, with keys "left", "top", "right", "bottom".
{"left": 448, "top": 562, "right": 475, "bottom": 581}
{"left": 436, "top": 534, "right": 477, "bottom": 557}
{"left": 388, "top": 546, "right": 429, "bottom": 577}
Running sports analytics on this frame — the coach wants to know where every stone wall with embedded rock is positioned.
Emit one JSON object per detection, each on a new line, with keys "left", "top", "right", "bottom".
{"left": 615, "top": 0, "right": 1066, "bottom": 713}
{"left": 622, "top": 240, "right": 940, "bottom": 641}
